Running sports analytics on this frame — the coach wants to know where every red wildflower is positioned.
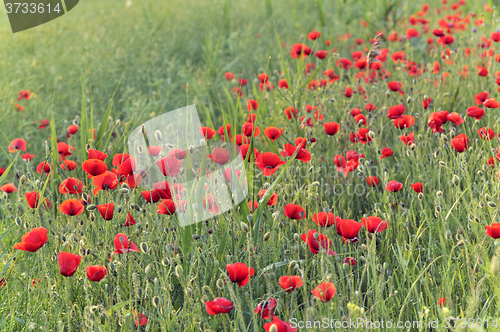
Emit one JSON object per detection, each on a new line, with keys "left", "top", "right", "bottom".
{"left": 13, "top": 227, "right": 48, "bottom": 252}
{"left": 226, "top": 262, "right": 254, "bottom": 287}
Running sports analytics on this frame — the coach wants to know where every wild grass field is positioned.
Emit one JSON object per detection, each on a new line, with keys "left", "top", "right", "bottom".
{"left": 1, "top": 0, "right": 500, "bottom": 331}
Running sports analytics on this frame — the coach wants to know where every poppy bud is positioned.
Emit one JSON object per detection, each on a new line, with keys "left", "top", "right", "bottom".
{"left": 165, "top": 143, "right": 174, "bottom": 149}
{"left": 478, "top": 171, "right": 483, "bottom": 176}
{"left": 410, "top": 143, "right": 416, "bottom": 151}
{"left": 19, "top": 175, "right": 26, "bottom": 184}
{"left": 89, "top": 213, "right": 95, "bottom": 222}
{"left": 161, "top": 258, "right": 170, "bottom": 266}
{"left": 342, "top": 263, "right": 349, "bottom": 270}
{"left": 272, "top": 212, "right": 279, "bottom": 219}
{"left": 35, "top": 179, "right": 40, "bottom": 188}
{"left": 154, "top": 130, "right": 162, "bottom": 141}
{"left": 288, "top": 260, "right": 297, "bottom": 269}
{"left": 435, "top": 206, "right": 442, "bottom": 213}
{"left": 175, "top": 265, "right": 184, "bottom": 278}
{"left": 240, "top": 222, "right": 249, "bottom": 232}
{"left": 269, "top": 324, "right": 278, "bottom": 332}
{"left": 452, "top": 175, "right": 460, "bottom": 186}
{"left": 293, "top": 233, "right": 300, "bottom": 241}
{"left": 140, "top": 242, "right": 149, "bottom": 254}
{"left": 152, "top": 296, "right": 160, "bottom": 308}
{"left": 406, "top": 97, "right": 411, "bottom": 104}
{"left": 216, "top": 278, "right": 225, "bottom": 289}
{"left": 86, "top": 204, "right": 96, "bottom": 211}
{"left": 488, "top": 202, "right": 497, "bottom": 208}
{"left": 119, "top": 188, "right": 129, "bottom": 194}
{"left": 441, "top": 135, "right": 449, "bottom": 142}
{"left": 264, "top": 232, "right": 271, "bottom": 241}
{"left": 439, "top": 161, "right": 447, "bottom": 167}
{"left": 436, "top": 191, "right": 443, "bottom": 197}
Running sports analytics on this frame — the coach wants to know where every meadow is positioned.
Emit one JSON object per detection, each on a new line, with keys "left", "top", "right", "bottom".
{"left": 1, "top": 0, "right": 500, "bottom": 331}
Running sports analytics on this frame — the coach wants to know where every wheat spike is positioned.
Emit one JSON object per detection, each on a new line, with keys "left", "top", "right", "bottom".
{"left": 367, "top": 33, "right": 383, "bottom": 68}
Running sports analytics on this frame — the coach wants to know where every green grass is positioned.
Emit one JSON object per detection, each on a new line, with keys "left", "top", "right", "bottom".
{"left": 1, "top": 0, "right": 500, "bottom": 331}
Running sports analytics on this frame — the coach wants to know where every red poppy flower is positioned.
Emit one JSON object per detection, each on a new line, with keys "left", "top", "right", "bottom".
{"left": 8, "top": 138, "right": 27, "bottom": 153}
{"left": 284, "top": 203, "right": 306, "bottom": 219}
{"left": 393, "top": 115, "right": 415, "bottom": 129}
{"left": 281, "top": 143, "right": 311, "bottom": 163}
{"left": 255, "top": 152, "right": 287, "bottom": 176}
{"left": 82, "top": 159, "right": 107, "bottom": 177}
{"left": 478, "top": 127, "right": 495, "bottom": 140}
{"left": 59, "top": 159, "right": 77, "bottom": 171}
{"left": 57, "top": 142, "right": 74, "bottom": 159}
{"left": 439, "top": 297, "right": 446, "bottom": 307}
{"left": 242, "top": 122, "right": 260, "bottom": 137}
{"left": 264, "top": 316, "right": 297, "bottom": 332}
{"left": 300, "top": 229, "right": 335, "bottom": 255}
{"left": 13, "top": 227, "right": 48, "bottom": 252}
{"left": 385, "top": 180, "right": 403, "bottom": 192}
{"left": 387, "top": 104, "right": 406, "bottom": 119}
{"left": 87, "top": 265, "right": 107, "bottom": 282}
{"left": 134, "top": 311, "right": 148, "bottom": 327}
{"left": 59, "top": 199, "right": 84, "bottom": 216}
{"left": 246, "top": 99, "right": 259, "bottom": 112}
{"left": 59, "top": 177, "right": 83, "bottom": 195}
{"left": 254, "top": 298, "right": 277, "bottom": 319}
{"left": 381, "top": 147, "right": 394, "bottom": 159}
{"left": 153, "top": 181, "right": 172, "bottom": 200}
{"left": 208, "top": 147, "right": 229, "bottom": 165}
{"left": 92, "top": 171, "right": 119, "bottom": 196}
{"left": 238, "top": 78, "right": 248, "bottom": 86}
{"left": 345, "top": 86, "right": 353, "bottom": 98}
{"left": 157, "top": 199, "right": 176, "bottom": 215}
{"left": 361, "top": 216, "right": 388, "bottom": 233}
{"left": 336, "top": 218, "right": 363, "bottom": 239}
{"left": 447, "top": 112, "right": 464, "bottom": 125}
{"left": 205, "top": 297, "right": 234, "bottom": 315}
{"left": 0, "top": 183, "right": 17, "bottom": 193}
{"left": 290, "top": 43, "right": 312, "bottom": 59}
{"left": 224, "top": 72, "right": 235, "bottom": 80}
{"left": 264, "top": 127, "right": 284, "bottom": 141}
{"left": 199, "top": 126, "right": 216, "bottom": 140}
{"left": 113, "top": 233, "right": 139, "bottom": 254}
{"left": 323, "top": 122, "right": 340, "bottom": 135}
{"left": 406, "top": 28, "right": 420, "bottom": 38}
{"left": 226, "top": 262, "right": 254, "bottom": 287}
{"left": 97, "top": 203, "right": 114, "bottom": 220}
{"left": 466, "top": 106, "right": 485, "bottom": 120}
{"left": 478, "top": 66, "right": 489, "bottom": 77}
{"left": 391, "top": 51, "right": 406, "bottom": 63}
{"left": 58, "top": 252, "right": 82, "bottom": 277}
{"left": 486, "top": 223, "right": 500, "bottom": 238}
{"left": 67, "top": 124, "right": 79, "bottom": 136}
{"left": 337, "top": 58, "right": 352, "bottom": 69}
{"left": 475, "top": 91, "right": 489, "bottom": 105}
{"left": 484, "top": 98, "right": 500, "bottom": 109}
{"left": 17, "top": 90, "right": 31, "bottom": 100}
{"left": 411, "top": 182, "right": 423, "bottom": 193}
{"left": 156, "top": 156, "right": 183, "bottom": 177}
{"left": 308, "top": 30, "right": 321, "bottom": 40}
{"left": 258, "top": 189, "right": 278, "bottom": 206}
{"left": 451, "top": 133, "right": 469, "bottom": 153}
{"left": 278, "top": 79, "right": 289, "bottom": 89}
{"left": 388, "top": 81, "right": 404, "bottom": 95}
{"left": 25, "top": 191, "right": 41, "bottom": 209}
{"left": 366, "top": 176, "right": 380, "bottom": 186}
{"left": 279, "top": 276, "right": 304, "bottom": 293}
{"left": 284, "top": 107, "right": 298, "bottom": 120}
{"left": 343, "top": 257, "right": 357, "bottom": 265}
{"left": 311, "top": 281, "right": 336, "bottom": 302}
{"left": 21, "top": 153, "right": 35, "bottom": 161}
{"left": 399, "top": 132, "right": 415, "bottom": 145}
{"left": 141, "top": 190, "right": 161, "bottom": 204}
{"left": 433, "top": 28, "right": 445, "bottom": 37}
{"left": 312, "top": 212, "right": 337, "bottom": 227}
